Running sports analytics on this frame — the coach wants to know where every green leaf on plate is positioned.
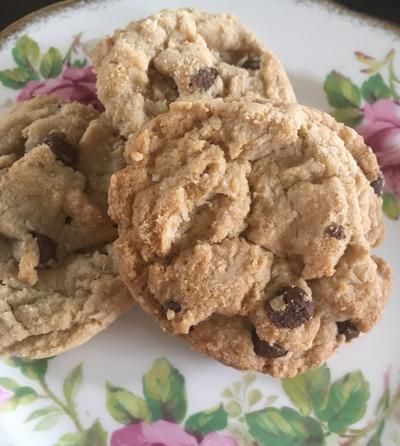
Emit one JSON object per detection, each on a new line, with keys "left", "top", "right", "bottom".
{"left": 382, "top": 192, "right": 400, "bottom": 220}
{"left": 185, "top": 404, "right": 228, "bottom": 436}
{"left": 12, "top": 35, "right": 40, "bottom": 69}
{"left": 265, "top": 395, "right": 278, "bottom": 405}
{"left": 143, "top": 358, "right": 187, "bottom": 422}
{"left": 367, "top": 419, "right": 386, "bottom": 446}
{"left": 6, "top": 357, "right": 49, "bottom": 381}
{"left": 0, "top": 68, "right": 37, "bottom": 89}
{"left": 225, "top": 400, "right": 242, "bottom": 418}
{"left": 25, "top": 405, "right": 60, "bottom": 423}
{"left": 106, "top": 383, "right": 151, "bottom": 425}
{"left": 248, "top": 389, "right": 262, "bottom": 407}
{"left": 331, "top": 107, "right": 363, "bottom": 127}
{"left": 222, "top": 388, "right": 234, "bottom": 399}
{"left": 14, "top": 386, "right": 37, "bottom": 405}
{"left": 33, "top": 413, "right": 61, "bottom": 431}
{"left": 0, "top": 377, "right": 19, "bottom": 391}
{"left": 282, "top": 365, "right": 331, "bottom": 417}
{"left": 361, "top": 74, "right": 391, "bottom": 103}
{"left": 317, "top": 370, "right": 370, "bottom": 433}
{"left": 243, "top": 373, "right": 257, "bottom": 386}
{"left": 55, "top": 432, "right": 84, "bottom": 446}
{"left": 376, "top": 387, "right": 391, "bottom": 415}
{"left": 40, "top": 47, "right": 63, "bottom": 78}
{"left": 233, "top": 381, "right": 242, "bottom": 396}
{"left": 72, "top": 58, "right": 87, "bottom": 68}
{"left": 324, "top": 71, "right": 361, "bottom": 108}
{"left": 81, "top": 420, "right": 107, "bottom": 446}
{"left": 64, "top": 364, "right": 83, "bottom": 413}
{"left": 23, "top": 359, "right": 48, "bottom": 381}
{"left": 245, "top": 406, "right": 326, "bottom": 446}
{"left": 0, "top": 396, "right": 19, "bottom": 413}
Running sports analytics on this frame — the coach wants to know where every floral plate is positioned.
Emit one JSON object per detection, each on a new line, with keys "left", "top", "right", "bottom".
{"left": 0, "top": 1, "right": 399, "bottom": 445}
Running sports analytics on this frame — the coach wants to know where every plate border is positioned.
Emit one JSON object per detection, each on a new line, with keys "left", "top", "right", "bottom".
{"left": 0, "top": 0, "right": 398, "bottom": 50}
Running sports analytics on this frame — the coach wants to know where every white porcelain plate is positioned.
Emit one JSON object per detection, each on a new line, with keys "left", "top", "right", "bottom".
{"left": 0, "top": 1, "right": 399, "bottom": 445}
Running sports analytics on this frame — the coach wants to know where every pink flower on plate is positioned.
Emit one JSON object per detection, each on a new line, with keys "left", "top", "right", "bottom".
{"left": 200, "top": 432, "right": 239, "bottom": 446}
{"left": 0, "top": 387, "right": 12, "bottom": 406}
{"left": 111, "top": 420, "right": 239, "bottom": 446}
{"left": 17, "top": 66, "right": 104, "bottom": 111}
{"left": 357, "top": 99, "right": 400, "bottom": 196}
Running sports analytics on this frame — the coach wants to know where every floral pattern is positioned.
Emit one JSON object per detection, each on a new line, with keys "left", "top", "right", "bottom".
{"left": 0, "top": 34, "right": 101, "bottom": 110}
{"left": 357, "top": 99, "right": 400, "bottom": 198}
{"left": 1, "top": 357, "right": 400, "bottom": 445}
{"left": 324, "top": 49, "right": 400, "bottom": 220}
{"left": 17, "top": 66, "right": 102, "bottom": 110}
{"left": 0, "top": 358, "right": 106, "bottom": 445}
{"left": 0, "top": 33, "right": 399, "bottom": 445}
{"left": 111, "top": 420, "right": 239, "bottom": 446}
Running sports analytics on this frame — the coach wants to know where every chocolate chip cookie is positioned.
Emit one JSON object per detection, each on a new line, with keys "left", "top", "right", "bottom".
{"left": 93, "top": 8, "right": 295, "bottom": 137}
{"left": 109, "top": 99, "right": 391, "bottom": 378}
{"left": 0, "top": 96, "right": 132, "bottom": 358}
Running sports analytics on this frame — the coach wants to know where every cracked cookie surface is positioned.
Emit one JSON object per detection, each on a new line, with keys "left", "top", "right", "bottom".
{"left": 109, "top": 99, "right": 391, "bottom": 378}
{"left": 93, "top": 8, "right": 295, "bottom": 137}
{"left": 0, "top": 96, "right": 132, "bottom": 358}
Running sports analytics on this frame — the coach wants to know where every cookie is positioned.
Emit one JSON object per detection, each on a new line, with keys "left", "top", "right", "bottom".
{"left": 109, "top": 99, "right": 391, "bottom": 378}
{"left": 93, "top": 8, "right": 295, "bottom": 137}
{"left": 0, "top": 96, "right": 132, "bottom": 358}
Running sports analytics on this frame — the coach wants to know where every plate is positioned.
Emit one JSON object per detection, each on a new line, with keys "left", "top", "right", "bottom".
{"left": 0, "top": 1, "right": 399, "bottom": 445}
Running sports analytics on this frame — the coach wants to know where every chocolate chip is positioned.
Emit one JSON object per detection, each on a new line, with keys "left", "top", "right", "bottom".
{"left": 266, "top": 286, "right": 315, "bottom": 329}
{"left": 43, "top": 132, "right": 78, "bottom": 167}
{"left": 164, "top": 300, "right": 182, "bottom": 314}
{"left": 65, "top": 216, "right": 72, "bottom": 225}
{"left": 32, "top": 232, "right": 57, "bottom": 266}
{"left": 370, "top": 175, "right": 384, "bottom": 196}
{"left": 251, "top": 329, "right": 287, "bottom": 358}
{"left": 191, "top": 67, "right": 219, "bottom": 90}
{"left": 326, "top": 224, "right": 346, "bottom": 240}
{"left": 242, "top": 57, "right": 261, "bottom": 70}
{"left": 337, "top": 320, "right": 359, "bottom": 342}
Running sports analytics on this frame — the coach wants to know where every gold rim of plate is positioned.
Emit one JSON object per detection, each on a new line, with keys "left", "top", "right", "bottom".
{"left": 0, "top": 0, "right": 398, "bottom": 48}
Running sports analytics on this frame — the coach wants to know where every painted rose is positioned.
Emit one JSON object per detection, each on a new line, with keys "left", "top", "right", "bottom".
{"left": 357, "top": 99, "right": 400, "bottom": 196}
{"left": 16, "top": 66, "right": 103, "bottom": 111}
{"left": 0, "top": 387, "right": 12, "bottom": 405}
{"left": 111, "top": 420, "right": 239, "bottom": 446}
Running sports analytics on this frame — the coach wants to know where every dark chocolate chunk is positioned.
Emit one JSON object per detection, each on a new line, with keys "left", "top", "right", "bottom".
{"left": 326, "top": 224, "right": 346, "bottom": 240}
{"left": 191, "top": 67, "right": 219, "bottom": 90}
{"left": 43, "top": 132, "right": 78, "bottom": 167}
{"left": 266, "top": 286, "right": 315, "bottom": 329}
{"left": 164, "top": 300, "right": 182, "bottom": 314}
{"left": 370, "top": 175, "right": 384, "bottom": 196}
{"left": 32, "top": 232, "right": 57, "bottom": 266}
{"left": 252, "top": 329, "right": 287, "bottom": 358}
{"left": 242, "top": 57, "right": 261, "bottom": 70}
{"left": 337, "top": 320, "right": 359, "bottom": 342}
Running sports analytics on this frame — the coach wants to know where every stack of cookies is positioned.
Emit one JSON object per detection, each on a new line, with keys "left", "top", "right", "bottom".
{"left": 0, "top": 9, "right": 391, "bottom": 378}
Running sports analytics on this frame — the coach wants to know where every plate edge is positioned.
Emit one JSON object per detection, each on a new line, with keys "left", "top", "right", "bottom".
{"left": 0, "top": 0, "right": 398, "bottom": 51}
